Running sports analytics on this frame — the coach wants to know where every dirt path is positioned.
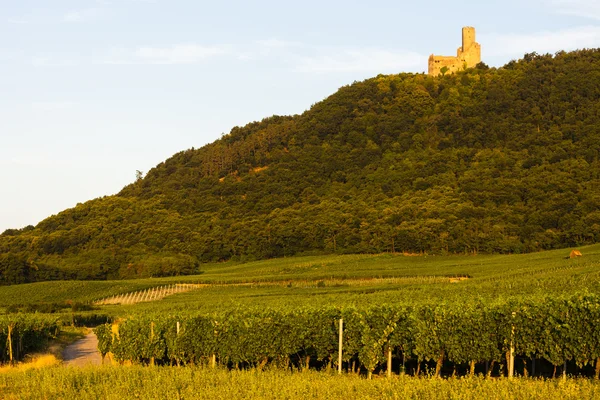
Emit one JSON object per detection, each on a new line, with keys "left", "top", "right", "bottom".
{"left": 62, "top": 331, "right": 102, "bottom": 367}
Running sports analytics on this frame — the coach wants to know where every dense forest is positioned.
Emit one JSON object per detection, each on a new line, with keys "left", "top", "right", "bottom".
{"left": 2, "top": 49, "right": 600, "bottom": 283}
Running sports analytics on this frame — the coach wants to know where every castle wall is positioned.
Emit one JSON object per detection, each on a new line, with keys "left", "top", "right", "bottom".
{"left": 428, "top": 27, "right": 481, "bottom": 76}
{"left": 428, "top": 55, "right": 464, "bottom": 77}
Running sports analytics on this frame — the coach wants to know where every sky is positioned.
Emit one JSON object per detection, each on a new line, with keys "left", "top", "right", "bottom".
{"left": 1, "top": 0, "right": 600, "bottom": 233}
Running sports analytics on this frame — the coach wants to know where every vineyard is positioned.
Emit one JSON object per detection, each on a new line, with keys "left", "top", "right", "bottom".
{"left": 1, "top": 247, "right": 598, "bottom": 310}
{"left": 1, "top": 245, "right": 600, "bottom": 397}
{"left": 94, "top": 284, "right": 202, "bottom": 305}
{"left": 0, "top": 315, "right": 60, "bottom": 363}
{"left": 4, "top": 47, "right": 600, "bottom": 398}
{"left": 96, "top": 294, "right": 600, "bottom": 379}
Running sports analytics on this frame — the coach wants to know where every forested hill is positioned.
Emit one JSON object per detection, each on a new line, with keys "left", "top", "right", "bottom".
{"left": 2, "top": 49, "right": 600, "bottom": 283}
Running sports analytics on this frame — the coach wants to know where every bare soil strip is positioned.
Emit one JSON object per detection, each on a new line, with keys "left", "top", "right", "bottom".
{"left": 62, "top": 332, "right": 102, "bottom": 367}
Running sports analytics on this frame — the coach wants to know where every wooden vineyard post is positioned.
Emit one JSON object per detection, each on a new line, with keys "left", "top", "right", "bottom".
{"left": 563, "top": 360, "right": 567, "bottom": 380}
{"left": 508, "top": 312, "right": 515, "bottom": 379}
{"left": 401, "top": 352, "right": 406, "bottom": 376}
{"left": 303, "top": 355, "right": 310, "bottom": 372}
{"left": 387, "top": 346, "right": 392, "bottom": 378}
{"left": 7, "top": 323, "right": 14, "bottom": 363}
{"left": 150, "top": 322, "right": 155, "bottom": 366}
{"left": 508, "top": 337, "right": 515, "bottom": 378}
{"left": 487, "top": 360, "right": 495, "bottom": 378}
{"left": 17, "top": 336, "right": 22, "bottom": 362}
{"left": 435, "top": 350, "right": 445, "bottom": 378}
{"left": 176, "top": 321, "right": 180, "bottom": 335}
{"left": 211, "top": 354, "right": 216, "bottom": 369}
{"left": 338, "top": 318, "right": 343, "bottom": 375}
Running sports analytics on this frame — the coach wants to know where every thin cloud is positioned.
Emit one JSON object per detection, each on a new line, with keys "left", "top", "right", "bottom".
{"left": 32, "top": 56, "right": 78, "bottom": 67}
{"left": 63, "top": 8, "right": 101, "bottom": 23}
{"left": 8, "top": 7, "right": 103, "bottom": 25}
{"left": 4, "top": 152, "right": 72, "bottom": 167}
{"left": 242, "top": 38, "right": 305, "bottom": 60}
{"left": 7, "top": 18, "right": 28, "bottom": 24}
{"left": 135, "top": 44, "right": 230, "bottom": 64}
{"left": 256, "top": 38, "right": 302, "bottom": 49}
{"left": 483, "top": 26, "right": 600, "bottom": 58}
{"left": 103, "top": 40, "right": 425, "bottom": 73}
{"left": 103, "top": 44, "right": 230, "bottom": 65}
{"left": 245, "top": 39, "right": 426, "bottom": 73}
{"left": 294, "top": 48, "right": 426, "bottom": 73}
{"left": 31, "top": 101, "right": 77, "bottom": 111}
{"left": 550, "top": 0, "right": 600, "bottom": 21}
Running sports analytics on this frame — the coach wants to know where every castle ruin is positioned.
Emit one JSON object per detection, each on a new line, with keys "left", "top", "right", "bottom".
{"left": 428, "top": 27, "right": 481, "bottom": 76}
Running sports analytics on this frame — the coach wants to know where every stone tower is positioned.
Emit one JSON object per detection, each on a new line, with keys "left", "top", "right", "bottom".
{"left": 428, "top": 27, "right": 481, "bottom": 76}
{"left": 462, "top": 27, "right": 476, "bottom": 52}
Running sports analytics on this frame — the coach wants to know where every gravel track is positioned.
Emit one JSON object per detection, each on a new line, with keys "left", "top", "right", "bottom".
{"left": 62, "top": 332, "right": 102, "bottom": 367}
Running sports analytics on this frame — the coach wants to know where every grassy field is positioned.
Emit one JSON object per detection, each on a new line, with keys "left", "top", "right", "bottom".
{"left": 1, "top": 366, "right": 599, "bottom": 399}
{"left": 2, "top": 246, "right": 600, "bottom": 397}
{"left": 0, "top": 244, "right": 599, "bottom": 314}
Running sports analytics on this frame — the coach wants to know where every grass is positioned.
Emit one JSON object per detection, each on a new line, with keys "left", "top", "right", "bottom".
{"left": 108, "top": 243, "right": 600, "bottom": 315}
{"left": 0, "top": 355, "right": 60, "bottom": 375}
{"left": 1, "top": 244, "right": 599, "bottom": 315}
{"left": 48, "top": 326, "right": 88, "bottom": 361}
{"left": 2, "top": 246, "right": 600, "bottom": 397}
{"left": 0, "top": 366, "right": 599, "bottom": 399}
{"left": 0, "top": 326, "right": 86, "bottom": 375}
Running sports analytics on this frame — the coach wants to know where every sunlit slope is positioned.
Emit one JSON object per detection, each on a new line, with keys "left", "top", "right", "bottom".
{"left": 2, "top": 50, "right": 600, "bottom": 282}
{"left": 1, "top": 244, "right": 598, "bottom": 310}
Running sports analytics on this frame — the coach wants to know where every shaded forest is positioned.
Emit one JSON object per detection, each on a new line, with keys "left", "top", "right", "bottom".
{"left": 2, "top": 49, "right": 600, "bottom": 283}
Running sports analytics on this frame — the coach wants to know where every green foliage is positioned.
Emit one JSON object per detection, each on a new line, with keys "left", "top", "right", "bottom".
{"left": 93, "top": 324, "right": 112, "bottom": 357}
{"left": 0, "top": 253, "right": 35, "bottom": 284}
{"left": 2, "top": 244, "right": 600, "bottom": 314}
{"left": 2, "top": 49, "right": 600, "bottom": 281}
{"left": 0, "top": 314, "right": 60, "bottom": 362}
{"left": 0, "top": 279, "right": 168, "bottom": 306}
{"left": 97, "top": 294, "right": 600, "bottom": 376}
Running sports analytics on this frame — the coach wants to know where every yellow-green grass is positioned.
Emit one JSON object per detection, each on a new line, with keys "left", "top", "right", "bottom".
{"left": 0, "top": 366, "right": 599, "bottom": 399}
{"left": 1, "top": 244, "right": 599, "bottom": 314}
{"left": 111, "top": 243, "right": 600, "bottom": 315}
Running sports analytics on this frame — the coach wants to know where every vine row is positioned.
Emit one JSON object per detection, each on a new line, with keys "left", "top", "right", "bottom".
{"left": 95, "top": 294, "right": 600, "bottom": 377}
{"left": 0, "top": 315, "right": 60, "bottom": 363}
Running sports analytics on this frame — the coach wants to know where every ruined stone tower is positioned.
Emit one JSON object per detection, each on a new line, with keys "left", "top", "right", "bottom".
{"left": 428, "top": 27, "right": 481, "bottom": 76}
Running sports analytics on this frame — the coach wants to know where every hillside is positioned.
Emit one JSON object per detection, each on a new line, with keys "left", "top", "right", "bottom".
{"left": 2, "top": 49, "right": 600, "bottom": 283}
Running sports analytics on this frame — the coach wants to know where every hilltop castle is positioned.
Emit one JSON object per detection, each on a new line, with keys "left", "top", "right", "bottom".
{"left": 428, "top": 27, "right": 481, "bottom": 76}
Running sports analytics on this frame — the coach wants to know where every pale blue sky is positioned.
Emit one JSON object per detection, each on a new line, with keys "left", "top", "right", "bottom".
{"left": 2, "top": 0, "right": 600, "bottom": 232}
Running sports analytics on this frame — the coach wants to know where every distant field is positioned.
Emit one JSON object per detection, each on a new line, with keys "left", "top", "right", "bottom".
{"left": 1, "top": 244, "right": 599, "bottom": 314}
